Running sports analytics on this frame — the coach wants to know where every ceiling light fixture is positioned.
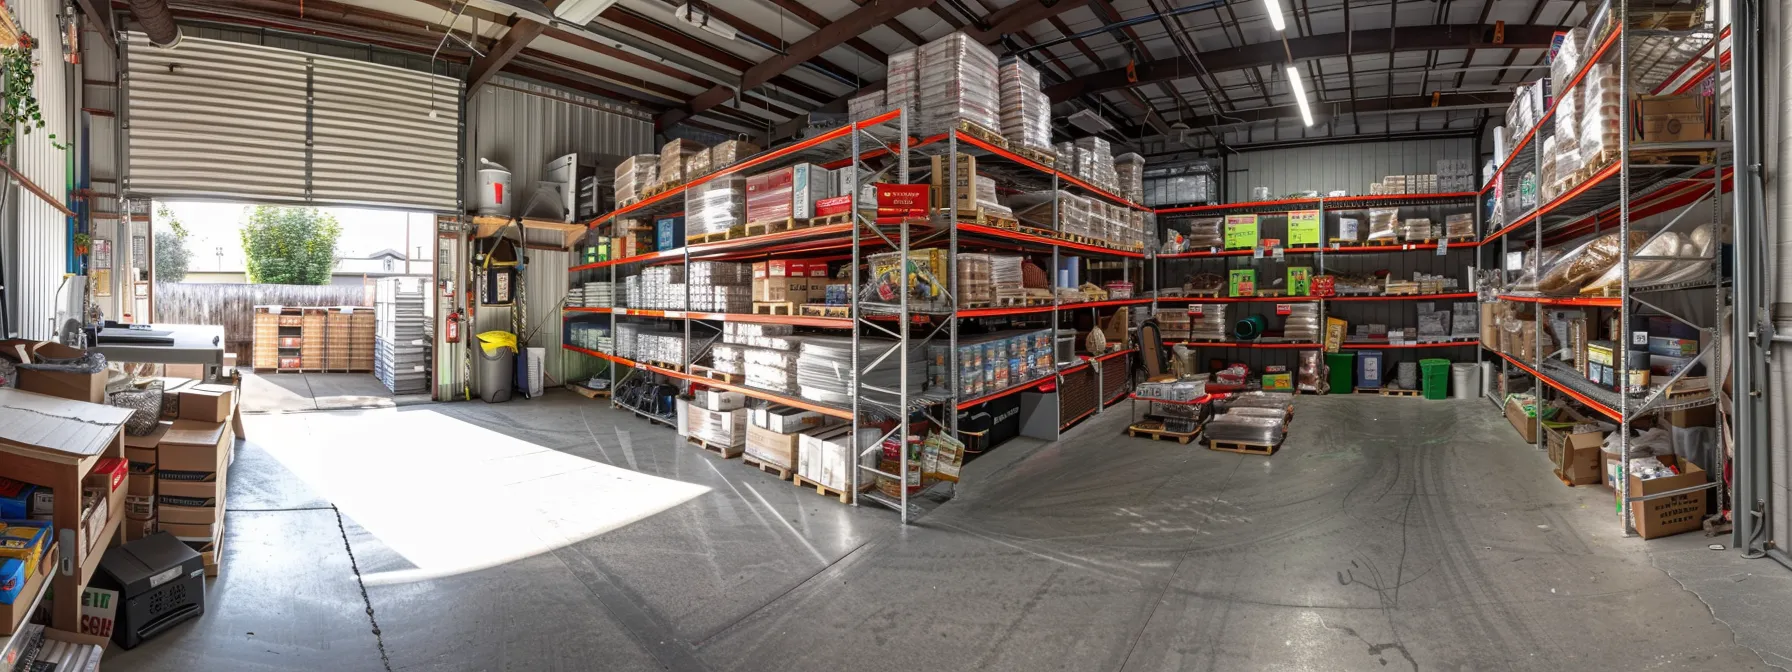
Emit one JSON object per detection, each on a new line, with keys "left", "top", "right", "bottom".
{"left": 1263, "top": 0, "right": 1287, "bottom": 31}
{"left": 676, "top": 4, "right": 738, "bottom": 41}
{"left": 553, "top": 0, "right": 621, "bottom": 26}
{"left": 1287, "top": 66, "right": 1313, "bottom": 126}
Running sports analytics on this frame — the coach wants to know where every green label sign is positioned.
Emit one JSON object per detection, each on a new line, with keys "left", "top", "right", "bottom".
{"left": 1229, "top": 269, "right": 1256, "bottom": 297}
{"left": 1287, "top": 210, "right": 1321, "bottom": 246}
{"left": 1224, "top": 215, "right": 1259, "bottom": 249}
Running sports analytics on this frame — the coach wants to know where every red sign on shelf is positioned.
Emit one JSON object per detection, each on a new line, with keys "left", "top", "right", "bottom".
{"left": 875, "top": 184, "right": 929, "bottom": 220}
{"left": 1275, "top": 303, "right": 1293, "bottom": 316}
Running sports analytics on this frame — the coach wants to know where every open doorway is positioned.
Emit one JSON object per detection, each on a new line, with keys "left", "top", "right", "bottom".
{"left": 149, "top": 201, "right": 437, "bottom": 411}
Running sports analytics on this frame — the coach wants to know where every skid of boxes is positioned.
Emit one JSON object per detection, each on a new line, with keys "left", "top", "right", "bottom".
{"left": 119, "top": 379, "right": 236, "bottom": 576}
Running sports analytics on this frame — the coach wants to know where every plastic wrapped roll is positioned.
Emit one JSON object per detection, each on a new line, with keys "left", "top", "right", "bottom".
{"left": 1185, "top": 217, "right": 1224, "bottom": 248}
{"left": 1233, "top": 314, "right": 1268, "bottom": 340}
{"left": 1224, "top": 407, "right": 1288, "bottom": 421}
{"left": 1535, "top": 231, "right": 1649, "bottom": 295}
{"left": 1213, "top": 391, "right": 1294, "bottom": 413}
{"left": 710, "top": 344, "right": 745, "bottom": 374}
{"left": 1204, "top": 415, "right": 1287, "bottom": 444}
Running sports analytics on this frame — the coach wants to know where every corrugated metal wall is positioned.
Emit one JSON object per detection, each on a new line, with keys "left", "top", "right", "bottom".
{"left": 5, "top": 0, "right": 73, "bottom": 340}
{"left": 449, "top": 77, "right": 652, "bottom": 398}
{"left": 1224, "top": 138, "right": 1474, "bottom": 202}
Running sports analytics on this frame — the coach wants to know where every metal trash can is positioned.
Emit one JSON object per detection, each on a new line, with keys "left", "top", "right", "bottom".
{"left": 1451, "top": 363, "right": 1482, "bottom": 400}
{"left": 476, "top": 332, "right": 516, "bottom": 403}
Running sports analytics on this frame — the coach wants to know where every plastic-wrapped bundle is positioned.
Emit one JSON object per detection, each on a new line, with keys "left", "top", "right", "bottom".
{"left": 973, "top": 174, "right": 1011, "bottom": 216}
{"left": 688, "top": 261, "right": 751, "bottom": 286}
{"left": 849, "top": 90, "right": 887, "bottom": 123}
{"left": 1061, "top": 193, "right": 1091, "bottom": 237}
{"left": 990, "top": 255, "right": 1024, "bottom": 290}
{"left": 1417, "top": 305, "right": 1451, "bottom": 337}
{"left": 1223, "top": 406, "right": 1288, "bottom": 421}
{"left": 1579, "top": 64, "right": 1621, "bottom": 168}
{"left": 1283, "top": 303, "right": 1320, "bottom": 341}
{"left": 615, "top": 322, "right": 640, "bottom": 360}
{"left": 615, "top": 154, "right": 659, "bottom": 204}
{"left": 709, "top": 140, "right": 760, "bottom": 171}
{"left": 1204, "top": 414, "right": 1286, "bottom": 445}
{"left": 685, "top": 173, "right": 746, "bottom": 236}
{"left": 1400, "top": 218, "right": 1437, "bottom": 241}
{"left": 623, "top": 275, "right": 639, "bottom": 308}
{"left": 1366, "top": 208, "right": 1401, "bottom": 241}
{"left": 659, "top": 139, "right": 705, "bottom": 187}
{"left": 1190, "top": 304, "right": 1228, "bottom": 340}
{"left": 998, "top": 58, "right": 1052, "bottom": 153}
{"left": 710, "top": 344, "right": 745, "bottom": 374}
{"left": 744, "top": 347, "right": 801, "bottom": 392}
{"left": 1115, "top": 153, "right": 1145, "bottom": 203}
{"left": 1213, "top": 391, "right": 1294, "bottom": 413}
{"left": 1451, "top": 302, "right": 1480, "bottom": 339}
{"left": 1535, "top": 230, "right": 1649, "bottom": 295}
{"left": 917, "top": 32, "right": 1000, "bottom": 136}
{"left": 886, "top": 49, "right": 920, "bottom": 124}
{"left": 635, "top": 332, "right": 683, "bottom": 365}
{"left": 704, "top": 286, "right": 752, "bottom": 313}
{"left": 1583, "top": 224, "right": 1716, "bottom": 291}
{"left": 724, "top": 321, "right": 794, "bottom": 340}
{"left": 796, "top": 336, "right": 929, "bottom": 407}
{"left": 1539, "top": 135, "right": 1561, "bottom": 201}
{"left": 959, "top": 253, "right": 994, "bottom": 305}
{"left": 1444, "top": 213, "right": 1475, "bottom": 239}
{"left": 1007, "top": 191, "right": 1069, "bottom": 230}
{"left": 1185, "top": 217, "right": 1224, "bottom": 248}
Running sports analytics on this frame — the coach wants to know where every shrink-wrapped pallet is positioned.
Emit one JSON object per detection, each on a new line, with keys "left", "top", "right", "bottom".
{"left": 685, "top": 173, "right": 746, "bottom": 237}
{"left": 918, "top": 33, "right": 1000, "bottom": 136}
{"left": 998, "top": 58, "right": 1052, "bottom": 154}
{"left": 614, "top": 154, "right": 658, "bottom": 204}
{"left": 659, "top": 139, "right": 705, "bottom": 187}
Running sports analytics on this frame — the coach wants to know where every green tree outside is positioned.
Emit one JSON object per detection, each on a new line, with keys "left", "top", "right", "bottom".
{"left": 240, "top": 206, "right": 341, "bottom": 285}
{"left": 152, "top": 230, "right": 190, "bottom": 282}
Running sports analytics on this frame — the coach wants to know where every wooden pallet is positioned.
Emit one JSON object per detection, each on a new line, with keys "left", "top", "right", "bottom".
{"left": 1012, "top": 144, "right": 1056, "bottom": 166}
{"left": 643, "top": 359, "right": 685, "bottom": 372}
{"left": 689, "top": 435, "right": 743, "bottom": 458}
{"left": 744, "top": 217, "right": 812, "bottom": 237}
{"left": 753, "top": 301, "right": 796, "bottom": 315}
{"left": 799, "top": 303, "right": 851, "bottom": 318}
{"left": 1354, "top": 386, "right": 1386, "bottom": 394}
{"left": 567, "top": 384, "right": 611, "bottom": 399}
{"left": 743, "top": 455, "right": 792, "bottom": 481}
{"left": 951, "top": 119, "right": 1008, "bottom": 149}
{"left": 1208, "top": 439, "right": 1281, "bottom": 456}
{"left": 1379, "top": 387, "right": 1422, "bottom": 397}
{"left": 1633, "top": 149, "right": 1716, "bottom": 166}
{"left": 994, "top": 291, "right": 1052, "bottom": 307}
{"left": 809, "top": 211, "right": 853, "bottom": 227}
{"left": 1359, "top": 238, "right": 1402, "bottom": 246}
{"left": 690, "top": 365, "right": 737, "bottom": 383}
{"left": 1017, "top": 225, "right": 1056, "bottom": 239}
{"left": 949, "top": 207, "right": 1021, "bottom": 230}
{"left": 686, "top": 228, "right": 744, "bottom": 245}
{"left": 645, "top": 180, "right": 683, "bottom": 197}
{"left": 1126, "top": 421, "right": 1201, "bottom": 444}
{"left": 793, "top": 473, "right": 853, "bottom": 504}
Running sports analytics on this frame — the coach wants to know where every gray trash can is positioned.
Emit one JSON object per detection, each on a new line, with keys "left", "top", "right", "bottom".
{"left": 477, "top": 341, "right": 515, "bottom": 403}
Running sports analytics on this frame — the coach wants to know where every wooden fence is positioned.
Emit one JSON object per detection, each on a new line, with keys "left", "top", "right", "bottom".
{"left": 153, "top": 283, "right": 373, "bottom": 362}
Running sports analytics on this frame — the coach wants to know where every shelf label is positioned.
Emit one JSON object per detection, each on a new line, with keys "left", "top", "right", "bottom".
{"left": 612, "top": 307, "right": 626, "bottom": 315}
{"left": 1287, "top": 210, "right": 1321, "bottom": 246}
{"left": 1271, "top": 247, "right": 1285, "bottom": 261}
{"left": 1275, "top": 303, "right": 1293, "bottom": 316}
{"left": 665, "top": 311, "right": 683, "bottom": 319}
{"left": 1224, "top": 215, "right": 1259, "bottom": 249}
{"left": 1437, "top": 240, "right": 1449, "bottom": 256}
{"left": 1189, "top": 305, "right": 1203, "bottom": 317}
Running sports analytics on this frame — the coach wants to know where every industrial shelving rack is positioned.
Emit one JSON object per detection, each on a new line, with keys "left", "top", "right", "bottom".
{"left": 1475, "top": 0, "right": 1730, "bottom": 536}
{"left": 561, "top": 109, "right": 1154, "bottom": 523}
{"left": 1152, "top": 192, "right": 1486, "bottom": 366}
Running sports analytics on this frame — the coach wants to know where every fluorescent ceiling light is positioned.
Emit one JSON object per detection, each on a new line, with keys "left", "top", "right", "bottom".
{"left": 554, "top": 0, "right": 620, "bottom": 26}
{"left": 1263, "top": 0, "right": 1286, "bottom": 31}
{"left": 676, "top": 4, "right": 738, "bottom": 41}
{"left": 1287, "top": 66, "right": 1313, "bottom": 127}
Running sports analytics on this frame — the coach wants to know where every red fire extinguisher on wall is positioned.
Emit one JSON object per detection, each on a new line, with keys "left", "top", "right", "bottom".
{"left": 445, "top": 309, "right": 463, "bottom": 343}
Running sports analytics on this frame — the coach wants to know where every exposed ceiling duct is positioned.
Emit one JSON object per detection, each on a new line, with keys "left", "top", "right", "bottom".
{"left": 130, "top": 0, "right": 183, "bottom": 47}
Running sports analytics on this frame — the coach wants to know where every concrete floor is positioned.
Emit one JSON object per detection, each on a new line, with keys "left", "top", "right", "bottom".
{"left": 239, "top": 371, "right": 429, "bottom": 413}
{"left": 102, "top": 392, "right": 1792, "bottom": 672}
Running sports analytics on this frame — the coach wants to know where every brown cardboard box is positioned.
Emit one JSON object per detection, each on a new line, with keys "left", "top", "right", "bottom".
{"left": 1546, "top": 410, "right": 1608, "bottom": 485}
{"left": 123, "top": 516, "right": 157, "bottom": 542}
{"left": 127, "top": 468, "right": 156, "bottom": 497}
{"left": 1506, "top": 397, "right": 1538, "bottom": 443}
{"left": 1627, "top": 455, "right": 1709, "bottom": 539}
{"left": 124, "top": 494, "right": 155, "bottom": 519}
{"left": 124, "top": 421, "right": 168, "bottom": 463}
{"left": 752, "top": 277, "right": 804, "bottom": 303}
{"left": 157, "top": 378, "right": 197, "bottom": 418}
{"left": 929, "top": 153, "right": 977, "bottom": 211}
{"left": 162, "top": 520, "right": 221, "bottom": 543}
{"left": 178, "top": 384, "right": 236, "bottom": 423}
{"left": 1, "top": 340, "right": 106, "bottom": 403}
{"left": 165, "top": 363, "right": 206, "bottom": 380}
{"left": 158, "top": 420, "right": 230, "bottom": 476}
{"left": 1665, "top": 404, "right": 1716, "bottom": 428}
{"left": 1481, "top": 302, "right": 1501, "bottom": 346}
{"left": 745, "top": 424, "right": 800, "bottom": 471}
{"left": 1632, "top": 94, "right": 1711, "bottom": 142}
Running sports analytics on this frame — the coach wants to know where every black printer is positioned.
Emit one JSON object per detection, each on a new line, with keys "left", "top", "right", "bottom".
{"left": 90, "top": 532, "right": 207, "bottom": 649}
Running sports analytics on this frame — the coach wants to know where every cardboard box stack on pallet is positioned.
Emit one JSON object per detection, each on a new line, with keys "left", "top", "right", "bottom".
{"left": 122, "top": 378, "right": 237, "bottom": 576}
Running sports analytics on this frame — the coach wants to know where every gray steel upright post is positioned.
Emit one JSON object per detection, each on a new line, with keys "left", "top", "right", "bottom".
{"left": 1617, "top": 3, "right": 1635, "bottom": 535}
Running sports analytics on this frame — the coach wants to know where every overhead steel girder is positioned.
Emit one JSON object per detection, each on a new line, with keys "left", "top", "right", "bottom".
{"left": 1044, "top": 23, "right": 1566, "bottom": 102}
{"left": 1105, "top": 91, "right": 1513, "bottom": 138}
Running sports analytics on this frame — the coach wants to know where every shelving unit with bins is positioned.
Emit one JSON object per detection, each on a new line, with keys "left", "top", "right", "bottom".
{"left": 1153, "top": 192, "right": 1484, "bottom": 376}
{"left": 1476, "top": 1, "right": 1730, "bottom": 537}
{"left": 562, "top": 109, "right": 1156, "bottom": 523}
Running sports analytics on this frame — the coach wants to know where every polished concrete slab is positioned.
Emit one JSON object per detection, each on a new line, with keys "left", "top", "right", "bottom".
{"left": 103, "top": 392, "right": 1792, "bottom": 672}
{"left": 238, "top": 371, "right": 420, "bottom": 413}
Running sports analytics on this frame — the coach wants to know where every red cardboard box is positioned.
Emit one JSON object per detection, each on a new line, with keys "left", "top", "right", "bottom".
{"left": 815, "top": 195, "right": 852, "bottom": 217}
{"left": 86, "top": 457, "right": 128, "bottom": 494}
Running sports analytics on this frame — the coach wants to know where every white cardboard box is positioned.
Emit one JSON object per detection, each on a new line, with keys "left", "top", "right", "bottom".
{"left": 690, "top": 406, "right": 747, "bottom": 447}
{"left": 797, "top": 425, "right": 853, "bottom": 486}
{"left": 695, "top": 389, "right": 745, "bottom": 412}
{"left": 750, "top": 404, "right": 827, "bottom": 433}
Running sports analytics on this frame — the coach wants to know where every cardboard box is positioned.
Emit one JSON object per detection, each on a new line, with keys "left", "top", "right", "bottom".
{"left": 157, "top": 420, "right": 230, "bottom": 479}
{"left": 1627, "top": 455, "right": 1709, "bottom": 539}
{"left": 753, "top": 277, "right": 804, "bottom": 303}
{"left": 1632, "top": 94, "right": 1711, "bottom": 142}
{"left": 0, "top": 543, "right": 52, "bottom": 624}
{"left": 124, "top": 494, "right": 155, "bottom": 520}
{"left": 157, "top": 379, "right": 196, "bottom": 418}
{"left": 87, "top": 457, "right": 128, "bottom": 494}
{"left": 745, "top": 164, "right": 829, "bottom": 223}
{"left": 0, "top": 520, "right": 51, "bottom": 579}
{"left": 695, "top": 389, "right": 745, "bottom": 412}
{"left": 159, "top": 501, "right": 223, "bottom": 526}
{"left": 161, "top": 520, "right": 221, "bottom": 542}
{"left": 1545, "top": 411, "right": 1608, "bottom": 485}
{"left": 745, "top": 424, "right": 800, "bottom": 471}
{"left": 750, "top": 404, "right": 826, "bottom": 433}
{"left": 123, "top": 516, "right": 158, "bottom": 542}
{"left": 0, "top": 480, "right": 34, "bottom": 519}
{"left": 1, "top": 340, "right": 106, "bottom": 403}
{"left": 1665, "top": 404, "right": 1716, "bottom": 428}
{"left": 164, "top": 363, "right": 206, "bottom": 380}
{"left": 178, "top": 384, "right": 236, "bottom": 423}
{"left": 156, "top": 478, "right": 222, "bottom": 508}
{"left": 687, "top": 406, "right": 747, "bottom": 449}
{"left": 1506, "top": 397, "right": 1538, "bottom": 443}
{"left": 928, "top": 153, "right": 977, "bottom": 211}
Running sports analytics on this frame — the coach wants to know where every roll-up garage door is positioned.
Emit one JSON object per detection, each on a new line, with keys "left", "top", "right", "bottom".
{"left": 125, "top": 32, "right": 460, "bottom": 211}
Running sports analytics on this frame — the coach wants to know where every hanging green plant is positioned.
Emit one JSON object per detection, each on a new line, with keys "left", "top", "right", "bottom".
{"left": 0, "top": 32, "right": 60, "bottom": 151}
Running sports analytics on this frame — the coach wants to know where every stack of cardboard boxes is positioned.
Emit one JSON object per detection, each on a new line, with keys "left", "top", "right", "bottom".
{"left": 123, "top": 379, "right": 236, "bottom": 577}
{"left": 744, "top": 405, "right": 834, "bottom": 474}
{"left": 686, "top": 389, "right": 748, "bottom": 456}
{"left": 751, "top": 259, "right": 832, "bottom": 307}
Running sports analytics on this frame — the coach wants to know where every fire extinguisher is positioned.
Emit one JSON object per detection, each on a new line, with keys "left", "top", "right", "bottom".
{"left": 445, "top": 309, "right": 463, "bottom": 344}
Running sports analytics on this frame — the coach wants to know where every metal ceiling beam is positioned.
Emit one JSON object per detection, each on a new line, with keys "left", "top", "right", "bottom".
{"left": 840, "top": 0, "right": 928, "bottom": 45}
{"left": 542, "top": 26, "right": 712, "bottom": 90}
{"left": 467, "top": 14, "right": 549, "bottom": 99}
{"left": 600, "top": 8, "right": 833, "bottom": 105}
{"left": 965, "top": 0, "right": 1089, "bottom": 45}
{"left": 76, "top": 0, "right": 117, "bottom": 50}
{"left": 761, "top": 0, "right": 888, "bottom": 62}
{"left": 693, "top": 3, "right": 867, "bottom": 84}
{"left": 661, "top": 0, "right": 938, "bottom": 129}
{"left": 1044, "top": 23, "right": 1565, "bottom": 102}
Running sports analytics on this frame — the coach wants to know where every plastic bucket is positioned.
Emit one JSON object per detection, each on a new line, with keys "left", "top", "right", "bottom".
{"left": 477, "top": 163, "right": 512, "bottom": 215}
{"left": 1325, "top": 352, "right": 1355, "bottom": 393}
{"left": 1451, "top": 363, "right": 1481, "bottom": 400}
{"left": 1419, "top": 358, "right": 1451, "bottom": 400}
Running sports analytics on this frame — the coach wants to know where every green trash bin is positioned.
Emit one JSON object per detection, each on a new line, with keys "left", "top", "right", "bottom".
{"left": 1419, "top": 358, "right": 1451, "bottom": 400}
{"left": 1325, "top": 352, "right": 1355, "bottom": 394}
